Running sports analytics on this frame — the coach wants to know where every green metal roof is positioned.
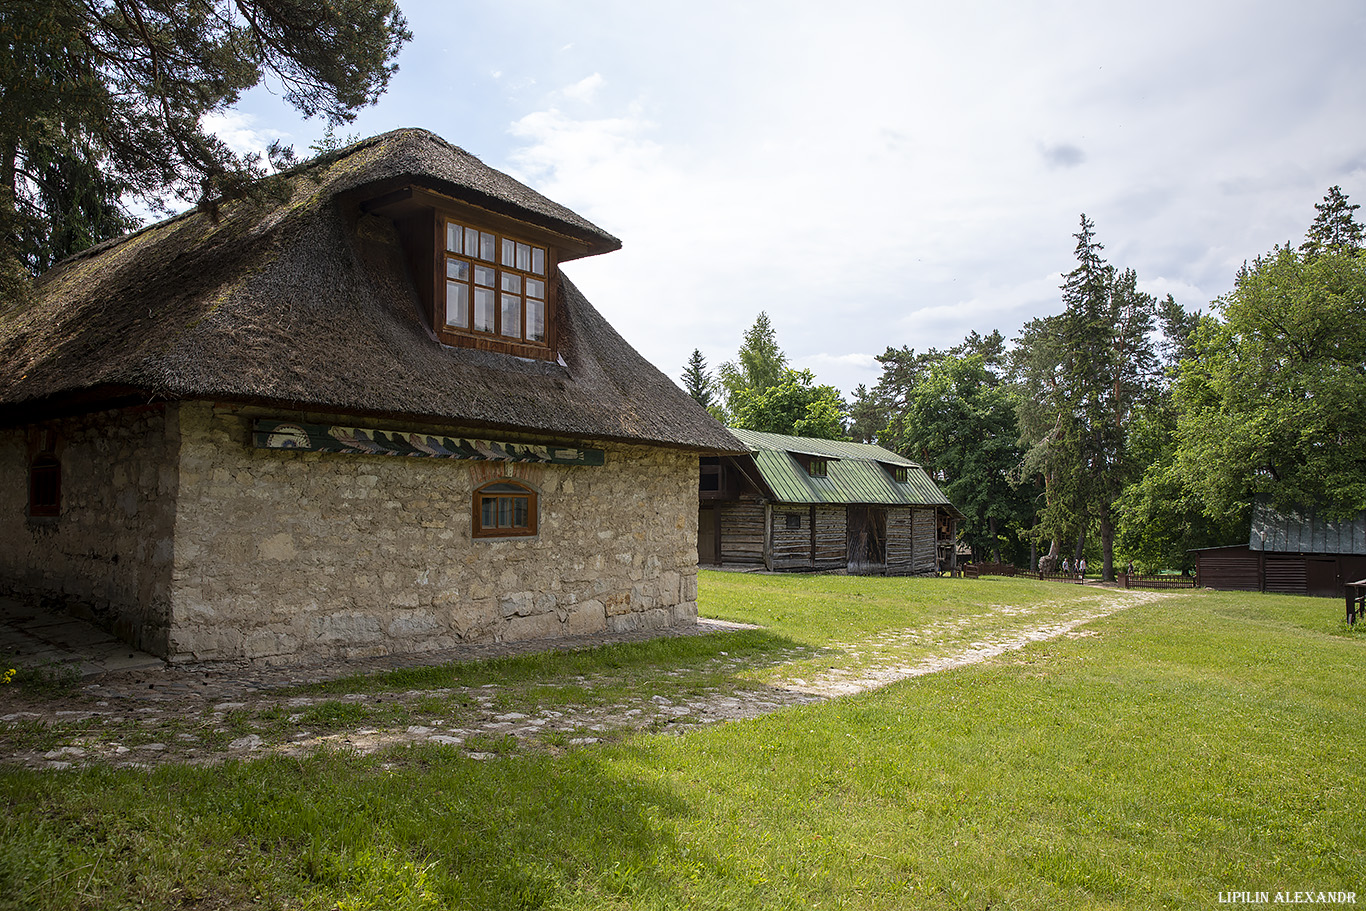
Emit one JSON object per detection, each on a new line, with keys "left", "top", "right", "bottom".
{"left": 729, "top": 428, "right": 958, "bottom": 509}
{"left": 1249, "top": 496, "right": 1366, "bottom": 555}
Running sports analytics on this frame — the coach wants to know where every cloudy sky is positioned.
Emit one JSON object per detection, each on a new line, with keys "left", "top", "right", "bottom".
{"left": 215, "top": 0, "right": 1366, "bottom": 397}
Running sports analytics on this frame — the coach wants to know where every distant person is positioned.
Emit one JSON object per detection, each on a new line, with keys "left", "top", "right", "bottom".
{"left": 1078, "top": 557, "right": 1087, "bottom": 579}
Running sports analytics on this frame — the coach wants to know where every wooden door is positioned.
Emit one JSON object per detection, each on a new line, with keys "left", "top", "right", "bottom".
{"left": 847, "top": 506, "right": 887, "bottom": 574}
{"left": 1306, "top": 557, "right": 1339, "bottom": 597}
{"left": 697, "top": 507, "right": 719, "bottom": 565}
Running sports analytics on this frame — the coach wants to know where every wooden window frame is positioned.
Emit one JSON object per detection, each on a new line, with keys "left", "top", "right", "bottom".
{"left": 892, "top": 466, "right": 908, "bottom": 483}
{"left": 28, "top": 455, "right": 61, "bottom": 518}
{"left": 473, "top": 480, "right": 539, "bottom": 538}
{"left": 437, "top": 216, "right": 558, "bottom": 359}
{"left": 807, "top": 458, "right": 828, "bottom": 479}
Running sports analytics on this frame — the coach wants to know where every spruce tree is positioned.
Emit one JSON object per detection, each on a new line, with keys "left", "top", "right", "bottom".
{"left": 717, "top": 311, "right": 788, "bottom": 413}
{"left": 681, "top": 349, "right": 715, "bottom": 409}
{"left": 1014, "top": 215, "right": 1158, "bottom": 580}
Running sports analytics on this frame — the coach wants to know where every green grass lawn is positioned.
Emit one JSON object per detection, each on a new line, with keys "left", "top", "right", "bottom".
{"left": 1, "top": 575, "right": 1362, "bottom": 910}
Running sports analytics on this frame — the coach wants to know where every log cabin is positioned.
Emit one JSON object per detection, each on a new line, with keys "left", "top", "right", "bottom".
{"left": 699, "top": 429, "right": 962, "bottom": 575}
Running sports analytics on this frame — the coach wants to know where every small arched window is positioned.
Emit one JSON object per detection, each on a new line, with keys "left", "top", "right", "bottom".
{"left": 473, "top": 480, "right": 538, "bottom": 538}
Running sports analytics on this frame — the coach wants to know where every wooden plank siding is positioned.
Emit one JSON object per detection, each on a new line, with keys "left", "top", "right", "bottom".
{"left": 1194, "top": 546, "right": 1262, "bottom": 591}
{"left": 1264, "top": 554, "right": 1308, "bottom": 594}
{"left": 765, "top": 505, "right": 847, "bottom": 571}
{"left": 719, "top": 498, "right": 766, "bottom": 565}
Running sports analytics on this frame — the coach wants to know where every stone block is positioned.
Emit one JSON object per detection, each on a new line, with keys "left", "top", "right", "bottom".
{"left": 505, "top": 611, "right": 562, "bottom": 641}
{"left": 386, "top": 611, "right": 442, "bottom": 639}
{"left": 312, "top": 611, "right": 383, "bottom": 645}
{"left": 565, "top": 600, "right": 606, "bottom": 635}
{"left": 660, "top": 570, "right": 681, "bottom": 606}
{"left": 670, "top": 602, "right": 698, "bottom": 624}
{"left": 245, "top": 628, "right": 299, "bottom": 659}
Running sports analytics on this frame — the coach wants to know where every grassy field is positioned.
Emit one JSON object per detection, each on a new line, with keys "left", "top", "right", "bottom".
{"left": 1, "top": 573, "right": 1362, "bottom": 910}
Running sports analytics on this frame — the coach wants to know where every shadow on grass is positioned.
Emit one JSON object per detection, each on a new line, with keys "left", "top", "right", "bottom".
{"left": 287, "top": 627, "right": 825, "bottom": 697}
{"left": 1, "top": 739, "right": 709, "bottom": 909}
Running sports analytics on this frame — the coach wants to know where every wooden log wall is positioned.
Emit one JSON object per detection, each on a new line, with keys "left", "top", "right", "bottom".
{"left": 913, "top": 508, "right": 937, "bottom": 573}
{"left": 814, "top": 506, "right": 846, "bottom": 570}
{"left": 719, "top": 499, "right": 766, "bottom": 565}
{"left": 770, "top": 507, "right": 813, "bottom": 570}
{"left": 886, "top": 507, "right": 914, "bottom": 574}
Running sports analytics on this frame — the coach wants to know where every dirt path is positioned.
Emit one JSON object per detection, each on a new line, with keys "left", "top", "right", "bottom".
{"left": 0, "top": 588, "right": 1162, "bottom": 770}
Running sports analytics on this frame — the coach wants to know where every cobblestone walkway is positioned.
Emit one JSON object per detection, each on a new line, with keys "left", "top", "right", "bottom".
{"left": 1, "top": 588, "right": 1160, "bottom": 770}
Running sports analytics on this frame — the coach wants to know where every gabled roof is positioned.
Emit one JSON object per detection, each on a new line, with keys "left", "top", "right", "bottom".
{"left": 0, "top": 129, "right": 743, "bottom": 453}
{"left": 1249, "top": 497, "right": 1366, "bottom": 555}
{"left": 727, "top": 428, "right": 959, "bottom": 510}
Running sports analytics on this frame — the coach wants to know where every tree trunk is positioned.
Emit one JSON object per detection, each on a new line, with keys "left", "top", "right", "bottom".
{"left": 988, "top": 516, "right": 1001, "bottom": 563}
{"left": 1099, "top": 509, "right": 1115, "bottom": 582}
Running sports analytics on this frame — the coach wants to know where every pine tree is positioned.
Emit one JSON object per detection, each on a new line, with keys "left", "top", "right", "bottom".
{"left": 846, "top": 384, "right": 887, "bottom": 443}
{"left": 1301, "top": 186, "right": 1364, "bottom": 258}
{"left": 0, "top": 0, "right": 411, "bottom": 298}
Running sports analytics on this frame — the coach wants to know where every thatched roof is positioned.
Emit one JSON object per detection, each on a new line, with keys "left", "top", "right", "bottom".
{"left": 0, "top": 128, "right": 742, "bottom": 453}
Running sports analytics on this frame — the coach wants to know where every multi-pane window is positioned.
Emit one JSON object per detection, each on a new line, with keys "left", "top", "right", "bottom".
{"left": 473, "top": 480, "right": 538, "bottom": 538}
{"left": 443, "top": 219, "right": 548, "bottom": 345}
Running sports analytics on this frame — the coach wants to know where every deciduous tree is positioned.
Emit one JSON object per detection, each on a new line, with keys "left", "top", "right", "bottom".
{"left": 1174, "top": 200, "right": 1366, "bottom": 520}
{"left": 729, "top": 368, "right": 846, "bottom": 440}
{"left": 881, "top": 351, "right": 1029, "bottom": 563}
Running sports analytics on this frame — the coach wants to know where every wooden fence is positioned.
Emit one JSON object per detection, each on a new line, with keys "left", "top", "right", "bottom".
{"left": 1119, "top": 572, "right": 1196, "bottom": 589}
{"left": 961, "top": 562, "right": 1018, "bottom": 578}
{"left": 958, "top": 566, "right": 1197, "bottom": 588}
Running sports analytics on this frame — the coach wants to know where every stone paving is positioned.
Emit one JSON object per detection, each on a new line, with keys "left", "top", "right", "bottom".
{"left": 0, "top": 587, "right": 1161, "bottom": 771}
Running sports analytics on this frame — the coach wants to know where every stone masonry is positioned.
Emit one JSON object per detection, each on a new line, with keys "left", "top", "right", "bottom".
{"left": 3, "top": 401, "right": 702, "bottom": 663}
{"left": 0, "top": 405, "right": 178, "bottom": 655}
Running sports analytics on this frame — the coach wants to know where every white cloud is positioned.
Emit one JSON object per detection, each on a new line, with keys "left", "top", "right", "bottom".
{"left": 560, "top": 73, "right": 605, "bottom": 103}
{"left": 432, "top": 0, "right": 1366, "bottom": 395}
{"left": 200, "top": 111, "right": 288, "bottom": 158}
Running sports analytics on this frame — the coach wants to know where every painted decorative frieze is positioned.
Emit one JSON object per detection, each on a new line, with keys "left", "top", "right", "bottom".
{"left": 252, "top": 420, "right": 605, "bottom": 466}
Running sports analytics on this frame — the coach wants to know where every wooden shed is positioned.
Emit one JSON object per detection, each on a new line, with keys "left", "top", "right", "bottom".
{"left": 698, "top": 429, "right": 962, "bottom": 575}
{"left": 1192, "top": 498, "right": 1366, "bottom": 597}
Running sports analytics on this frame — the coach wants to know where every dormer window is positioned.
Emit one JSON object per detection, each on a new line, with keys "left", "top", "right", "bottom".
{"left": 807, "top": 458, "right": 828, "bottom": 478}
{"left": 892, "top": 466, "right": 908, "bottom": 483}
{"left": 361, "top": 184, "right": 602, "bottom": 362}
{"left": 442, "top": 218, "right": 549, "bottom": 348}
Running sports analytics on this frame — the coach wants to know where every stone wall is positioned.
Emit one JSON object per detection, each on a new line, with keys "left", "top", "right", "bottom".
{"left": 169, "top": 402, "right": 701, "bottom": 663}
{"left": 0, "top": 406, "right": 179, "bottom": 654}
